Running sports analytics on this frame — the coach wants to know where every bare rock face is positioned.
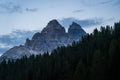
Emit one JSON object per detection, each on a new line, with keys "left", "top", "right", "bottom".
{"left": 68, "top": 22, "right": 86, "bottom": 41}
{"left": 1, "top": 19, "right": 86, "bottom": 60}
{"left": 25, "top": 20, "right": 68, "bottom": 54}
{"left": 25, "top": 38, "right": 31, "bottom": 48}
{"left": 41, "top": 19, "right": 66, "bottom": 40}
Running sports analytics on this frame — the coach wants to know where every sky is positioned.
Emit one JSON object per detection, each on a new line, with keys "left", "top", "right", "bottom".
{"left": 0, "top": 0, "right": 120, "bottom": 55}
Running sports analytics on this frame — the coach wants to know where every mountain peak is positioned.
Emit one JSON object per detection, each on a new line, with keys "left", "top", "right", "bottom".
{"left": 41, "top": 20, "right": 66, "bottom": 38}
{"left": 1, "top": 19, "right": 86, "bottom": 60}
{"left": 70, "top": 22, "right": 81, "bottom": 29}
{"left": 48, "top": 19, "right": 59, "bottom": 24}
{"left": 41, "top": 19, "right": 65, "bottom": 33}
{"left": 25, "top": 38, "right": 31, "bottom": 48}
{"left": 46, "top": 19, "right": 61, "bottom": 28}
{"left": 32, "top": 32, "right": 41, "bottom": 41}
{"left": 68, "top": 22, "right": 86, "bottom": 40}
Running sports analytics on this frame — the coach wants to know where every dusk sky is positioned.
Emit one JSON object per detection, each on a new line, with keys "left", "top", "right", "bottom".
{"left": 0, "top": 0, "right": 120, "bottom": 34}
{"left": 0, "top": 0, "right": 120, "bottom": 55}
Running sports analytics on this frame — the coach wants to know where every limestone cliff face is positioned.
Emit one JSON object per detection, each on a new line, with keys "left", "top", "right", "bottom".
{"left": 1, "top": 19, "right": 86, "bottom": 60}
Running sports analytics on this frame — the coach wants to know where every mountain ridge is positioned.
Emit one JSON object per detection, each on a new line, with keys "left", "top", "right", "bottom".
{"left": 0, "top": 19, "right": 86, "bottom": 60}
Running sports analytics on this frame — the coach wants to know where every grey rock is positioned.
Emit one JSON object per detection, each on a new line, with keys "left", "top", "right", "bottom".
{"left": 0, "top": 20, "right": 86, "bottom": 60}
{"left": 68, "top": 22, "right": 86, "bottom": 41}
{"left": 41, "top": 19, "right": 66, "bottom": 40}
{"left": 1, "top": 45, "right": 31, "bottom": 60}
{"left": 25, "top": 38, "right": 31, "bottom": 48}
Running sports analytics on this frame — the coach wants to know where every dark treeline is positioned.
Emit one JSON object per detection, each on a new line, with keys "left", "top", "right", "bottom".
{"left": 0, "top": 22, "right": 120, "bottom": 80}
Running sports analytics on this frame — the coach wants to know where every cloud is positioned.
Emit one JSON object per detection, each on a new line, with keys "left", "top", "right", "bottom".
{"left": 26, "top": 8, "right": 38, "bottom": 12}
{"left": 0, "top": 1, "right": 38, "bottom": 14}
{"left": 99, "top": 0, "right": 113, "bottom": 5}
{"left": 0, "top": 43, "right": 13, "bottom": 54}
{"left": 0, "top": 43, "right": 13, "bottom": 55}
{"left": 0, "top": 54, "right": 2, "bottom": 57}
{"left": 0, "top": 43, "right": 13, "bottom": 48}
{"left": 59, "top": 17, "right": 104, "bottom": 28}
{"left": 0, "top": 2, "right": 22, "bottom": 13}
{"left": 81, "top": 0, "right": 113, "bottom": 7}
{"left": 97, "top": 0, "right": 120, "bottom": 6}
{"left": 0, "top": 30, "right": 38, "bottom": 55}
{"left": 73, "top": 9, "right": 84, "bottom": 13}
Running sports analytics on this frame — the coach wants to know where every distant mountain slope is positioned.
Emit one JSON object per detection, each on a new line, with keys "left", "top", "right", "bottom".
{"left": 0, "top": 19, "right": 86, "bottom": 60}
{"left": 0, "top": 30, "right": 38, "bottom": 55}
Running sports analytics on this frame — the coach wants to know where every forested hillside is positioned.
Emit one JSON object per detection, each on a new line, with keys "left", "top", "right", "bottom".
{"left": 0, "top": 22, "right": 120, "bottom": 80}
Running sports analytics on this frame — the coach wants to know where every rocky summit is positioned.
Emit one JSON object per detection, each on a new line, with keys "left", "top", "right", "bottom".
{"left": 0, "top": 19, "right": 86, "bottom": 60}
{"left": 68, "top": 22, "right": 86, "bottom": 41}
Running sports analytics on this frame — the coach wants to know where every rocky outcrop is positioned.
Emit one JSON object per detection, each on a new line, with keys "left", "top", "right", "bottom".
{"left": 41, "top": 19, "right": 66, "bottom": 40}
{"left": 1, "top": 19, "right": 86, "bottom": 60}
{"left": 68, "top": 22, "right": 86, "bottom": 41}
